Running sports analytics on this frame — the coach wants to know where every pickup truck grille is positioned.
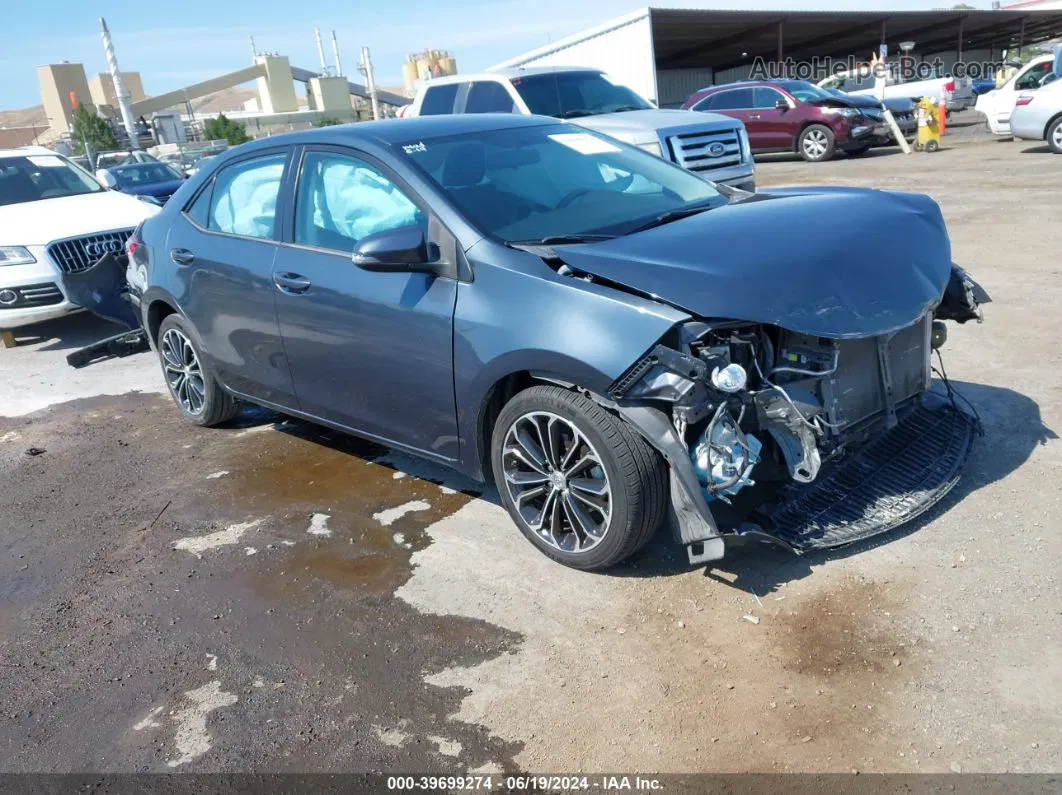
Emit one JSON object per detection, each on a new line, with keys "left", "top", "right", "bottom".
{"left": 47, "top": 230, "right": 133, "bottom": 274}
{"left": 666, "top": 129, "right": 743, "bottom": 174}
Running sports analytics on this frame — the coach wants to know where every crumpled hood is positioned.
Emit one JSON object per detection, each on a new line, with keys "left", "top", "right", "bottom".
{"left": 555, "top": 187, "right": 953, "bottom": 339}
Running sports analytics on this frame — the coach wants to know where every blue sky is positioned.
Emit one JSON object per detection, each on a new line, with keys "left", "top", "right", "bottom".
{"left": 2, "top": 0, "right": 997, "bottom": 110}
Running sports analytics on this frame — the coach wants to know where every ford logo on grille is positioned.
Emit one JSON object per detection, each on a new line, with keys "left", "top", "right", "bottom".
{"left": 706, "top": 142, "right": 727, "bottom": 158}
{"left": 85, "top": 239, "right": 123, "bottom": 257}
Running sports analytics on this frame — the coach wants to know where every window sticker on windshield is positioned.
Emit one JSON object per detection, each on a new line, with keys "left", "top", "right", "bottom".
{"left": 402, "top": 142, "right": 427, "bottom": 154}
{"left": 28, "top": 155, "right": 66, "bottom": 168}
{"left": 548, "top": 133, "right": 621, "bottom": 155}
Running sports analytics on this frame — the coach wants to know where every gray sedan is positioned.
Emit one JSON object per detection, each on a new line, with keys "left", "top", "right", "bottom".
{"left": 1010, "top": 81, "right": 1062, "bottom": 153}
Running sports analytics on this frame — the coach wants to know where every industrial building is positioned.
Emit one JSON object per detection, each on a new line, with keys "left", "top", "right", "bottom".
{"left": 491, "top": 6, "right": 1062, "bottom": 107}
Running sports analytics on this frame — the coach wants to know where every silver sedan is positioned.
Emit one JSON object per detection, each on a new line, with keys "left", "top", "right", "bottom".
{"left": 1010, "top": 81, "right": 1062, "bottom": 154}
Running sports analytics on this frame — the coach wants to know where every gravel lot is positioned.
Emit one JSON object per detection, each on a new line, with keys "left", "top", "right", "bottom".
{"left": 1, "top": 136, "right": 1059, "bottom": 775}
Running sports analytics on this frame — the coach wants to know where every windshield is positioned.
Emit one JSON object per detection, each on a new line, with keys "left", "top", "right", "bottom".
{"left": 780, "top": 80, "right": 836, "bottom": 103}
{"left": 510, "top": 72, "right": 654, "bottom": 118}
{"left": 0, "top": 154, "right": 104, "bottom": 207}
{"left": 400, "top": 123, "right": 721, "bottom": 243}
{"left": 112, "top": 162, "right": 183, "bottom": 188}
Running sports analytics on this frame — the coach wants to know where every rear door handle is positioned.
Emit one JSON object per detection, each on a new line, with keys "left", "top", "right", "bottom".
{"left": 170, "top": 248, "right": 195, "bottom": 265}
{"left": 748, "top": 114, "right": 762, "bottom": 120}
{"left": 273, "top": 272, "right": 312, "bottom": 295}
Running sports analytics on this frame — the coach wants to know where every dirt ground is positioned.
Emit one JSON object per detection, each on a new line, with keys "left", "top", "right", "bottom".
{"left": 0, "top": 136, "right": 1059, "bottom": 775}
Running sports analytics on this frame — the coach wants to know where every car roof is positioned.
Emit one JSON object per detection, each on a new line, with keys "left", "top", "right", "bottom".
{"left": 420, "top": 66, "right": 603, "bottom": 87}
{"left": 226, "top": 114, "right": 559, "bottom": 155}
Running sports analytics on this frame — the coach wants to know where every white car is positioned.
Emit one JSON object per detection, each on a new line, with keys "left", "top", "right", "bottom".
{"left": 1010, "top": 79, "right": 1062, "bottom": 153}
{"left": 819, "top": 65, "right": 975, "bottom": 112}
{"left": 975, "top": 54, "right": 1058, "bottom": 136}
{"left": 0, "top": 146, "right": 160, "bottom": 330}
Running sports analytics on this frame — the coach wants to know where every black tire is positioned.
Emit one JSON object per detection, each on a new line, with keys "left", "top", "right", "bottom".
{"left": 490, "top": 385, "right": 667, "bottom": 571}
{"left": 798, "top": 124, "right": 836, "bottom": 162}
{"left": 847, "top": 145, "right": 872, "bottom": 157}
{"left": 1047, "top": 117, "right": 1062, "bottom": 155}
{"left": 925, "top": 139, "right": 939, "bottom": 153}
{"left": 156, "top": 314, "right": 239, "bottom": 427}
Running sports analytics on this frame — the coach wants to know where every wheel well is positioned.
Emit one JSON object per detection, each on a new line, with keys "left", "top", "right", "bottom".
{"left": 476, "top": 371, "right": 549, "bottom": 484}
{"left": 794, "top": 120, "right": 828, "bottom": 151}
{"left": 146, "top": 299, "right": 177, "bottom": 345}
{"left": 1044, "top": 112, "right": 1062, "bottom": 141}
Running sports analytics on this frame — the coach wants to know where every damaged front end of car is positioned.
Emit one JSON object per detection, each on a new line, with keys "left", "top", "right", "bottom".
{"left": 604, "top": 271, "right": 987, "bottom": 563}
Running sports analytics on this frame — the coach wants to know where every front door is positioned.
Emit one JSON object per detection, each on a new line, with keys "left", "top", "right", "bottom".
{"left": 271, "top": 146, "right": 459, "bottom": 459}
{"left": 749, "top": 87, "right": 795, "bottom": 151}
{"left": 165, "top": 148, "right": 298, "bottom": 407}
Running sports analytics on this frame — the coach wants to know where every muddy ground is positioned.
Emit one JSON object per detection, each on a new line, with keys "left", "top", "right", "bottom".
{"left": 0, "top": 138, "right": 1059, "bottom": 774}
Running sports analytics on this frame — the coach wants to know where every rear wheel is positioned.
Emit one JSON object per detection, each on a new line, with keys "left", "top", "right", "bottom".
{"left": 1048, "top": 117, "right": 1062, "bottom": 154}
{"left": 491, "top": 385, "right": 667, "bottom": 571}
{"left": 798, "top": 125, "right": 836, "bottom": 162}
{"left": 157, "top": 314, "right": 239, "bottom": 427}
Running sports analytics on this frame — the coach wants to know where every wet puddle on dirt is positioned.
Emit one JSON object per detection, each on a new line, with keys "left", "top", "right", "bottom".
{"left": 210, "top": 413, "right": 483, "bottom": 599}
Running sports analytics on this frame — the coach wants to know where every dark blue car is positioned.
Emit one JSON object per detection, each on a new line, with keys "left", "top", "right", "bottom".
{"left": 127, "top": 114, "right": 989, "bottom": 570}
{"left": 100, "top": 162, "right": 186, "bottom": 204}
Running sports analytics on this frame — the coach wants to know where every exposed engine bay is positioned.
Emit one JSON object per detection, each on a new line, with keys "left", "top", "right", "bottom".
{"left": 606, "top": 265, "right": 989, "bottom": 562}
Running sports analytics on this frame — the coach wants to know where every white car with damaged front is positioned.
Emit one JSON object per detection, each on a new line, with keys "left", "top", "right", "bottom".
{"left": 0, "top": 147, "right": 159, "bottom": 330}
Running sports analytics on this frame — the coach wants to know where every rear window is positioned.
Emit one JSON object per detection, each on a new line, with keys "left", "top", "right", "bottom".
{"left": 419, "top": 84, "right": 460, "bottom": 116}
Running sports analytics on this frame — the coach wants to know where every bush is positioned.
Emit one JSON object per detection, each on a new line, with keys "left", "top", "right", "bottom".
{"left": 203, "top": 114, "right": 251, "bottom": 146}
{"left": 312, "top": 116, "right": 344, "bottom": 128}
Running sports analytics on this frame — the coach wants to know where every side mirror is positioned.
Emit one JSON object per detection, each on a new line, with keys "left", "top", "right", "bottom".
{"left": 352, "top": 224, "right": 439, "bottom": 273}
{"left": 775, "top": 98, "right": 790, "bottom": 111}
{"left": 96, "top": 169, "right": 118, "bottom": 189}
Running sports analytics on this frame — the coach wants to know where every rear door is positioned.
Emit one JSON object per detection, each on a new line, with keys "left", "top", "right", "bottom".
{"left": 164, "top": 147, "right": 298, "bottom": 407}
{"left": 709, "top": 88, "right": 764, "bottom": 150}
{"left": 271, "top": 145, "right": 460, "bottom": 458}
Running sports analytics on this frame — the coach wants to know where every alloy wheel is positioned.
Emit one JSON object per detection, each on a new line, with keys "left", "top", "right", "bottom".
{"left": 1052, "top": 123, "right": 1062, "bottom": 150}
{"left": 160, "top": 328, "right": 206, "bottom": 416}
{"left": 803, "top": 129, "right": 829, "bottom": 158}
{"left": 501, "top": 411, "right": 613, "bottom": 554}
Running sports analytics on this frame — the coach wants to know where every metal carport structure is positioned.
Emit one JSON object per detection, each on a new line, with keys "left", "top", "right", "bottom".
{"left": 492, "top": 6, "right": 1062, "bottom": 106}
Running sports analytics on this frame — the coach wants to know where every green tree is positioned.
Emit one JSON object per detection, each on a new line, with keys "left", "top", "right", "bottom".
{"left": 312, "top": 116, "right": 344, "bottom": 127}
{"left": 203, "top": 113, "right": 251, "bottom": 146}
{"left": 70, "top": 105, "right": 118, "bottom": 155}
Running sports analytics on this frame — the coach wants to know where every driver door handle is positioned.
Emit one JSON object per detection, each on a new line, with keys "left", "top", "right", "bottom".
{"left": 748, "top": 114, "right": 762, "bottom": 120}
{"left": 170, "top": 248, "right": 195, "bottom": 265}
{"left": 273, "top": 272, "right": 312, "bottom": 295}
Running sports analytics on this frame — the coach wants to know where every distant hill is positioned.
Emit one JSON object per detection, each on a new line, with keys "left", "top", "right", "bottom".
{"left": 0, "top": 105, "right": 47, "bottom": 130}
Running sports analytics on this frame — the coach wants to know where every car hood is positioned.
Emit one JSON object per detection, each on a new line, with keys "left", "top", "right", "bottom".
{"left": 553, "top": 187, "right": 953, "bottom": 339}
{"left": 574, "top": 108, "right": 741, "bottom": 143}
{"left": 0, "top": 189, "right": 159, "bottom": 245}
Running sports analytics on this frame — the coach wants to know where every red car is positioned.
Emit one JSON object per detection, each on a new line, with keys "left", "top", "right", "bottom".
{"left": 682, "top": 80, "right": 884, "bottom": 162}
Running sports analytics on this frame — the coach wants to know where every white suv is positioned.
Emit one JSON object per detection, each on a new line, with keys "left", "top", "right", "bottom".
{"left": 0, "top": 146, "right": 159, "bottom": 330}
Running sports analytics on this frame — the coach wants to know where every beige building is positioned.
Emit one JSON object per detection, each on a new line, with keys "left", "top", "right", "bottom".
{"left": 88, "top": 71, "right": 146, "bottom": 110}
{"left": 37, "top": 63, "right": 95, "bottom": 133}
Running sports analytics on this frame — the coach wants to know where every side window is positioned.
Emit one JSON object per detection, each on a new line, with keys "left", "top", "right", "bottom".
{"left": 692, "top": 94, "right": 718, "bottom": 111}
{"left": 208, "top": 154, "right": 285, "bottom": 239}
{"left": 185, "top": 179, "right": 213, "bottom": 227}
{"left": 294, "top": 151, "right": 426, "bottom": 253}
{"left": 753, "top": 87, "right": 783, "bottom": 109}
{"left": 844, "top": 74, "right": 871, "bottom": 92}
{"left": 465, "top": 81, "right": 516, "bottom": 113}
{"left": 711, "top": 88, "right": 753, "bottom": 110}
{"left": 419, "top": 84, "right": 460, "bottom": 115}
{"left": 1016, "top": 62, "right": 1051, "bottom": 91}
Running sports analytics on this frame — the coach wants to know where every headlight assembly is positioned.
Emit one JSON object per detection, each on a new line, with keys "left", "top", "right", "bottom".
{"left": 0, "top": 246, "right": 36, "bottom": 266}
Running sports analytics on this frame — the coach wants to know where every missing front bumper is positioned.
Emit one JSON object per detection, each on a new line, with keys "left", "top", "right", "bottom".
{"left": 756, "top": 400, "right": 977, "bottom": 552}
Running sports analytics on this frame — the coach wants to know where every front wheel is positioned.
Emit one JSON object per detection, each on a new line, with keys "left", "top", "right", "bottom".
{"left": 491, "top": 385, "right": 667, "bottom": 571}
{"left": 798, "top": 124, "right": 836, "bottom": 162}
{"left": 1048, "top": 117, "right": 1062, "bottom": 154}
{"left": 157, "top": 314, "right": 239, "bottom": 427}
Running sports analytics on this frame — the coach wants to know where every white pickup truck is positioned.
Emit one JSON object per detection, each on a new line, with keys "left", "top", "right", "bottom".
{"left": 818, "top": 65, "right": 975, "bottom": 113}
{"left": 409, "top": 68, "right": 756, "bottom": 192}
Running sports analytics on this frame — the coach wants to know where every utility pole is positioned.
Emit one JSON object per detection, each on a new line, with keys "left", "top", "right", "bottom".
{"left": 331, "top": 30, "right": 344, "bottom": 76}
{"left": 315, "top": 28, "right": 329, "bottom": 75}
{"left": 360, "top": 47, "right": 380, "bottom": 120}
{"left": 249, "top": 35, "right": 257, "bottom": 64}
{"left": 99, "top": 17, "right": 141, "bottom": 150}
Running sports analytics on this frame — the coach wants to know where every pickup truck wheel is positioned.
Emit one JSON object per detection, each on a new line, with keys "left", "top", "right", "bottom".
{"left": 1048, "top": 117, "right": 1062, "bottom": 154}
{"left": 799, "top": 125, "right": 836, "bottom": 162}
{"left": 157, "top": 314, "right": 239, "bottom": 427}
{"left": 491, "top": 385, "right": 667, "bottom": 571}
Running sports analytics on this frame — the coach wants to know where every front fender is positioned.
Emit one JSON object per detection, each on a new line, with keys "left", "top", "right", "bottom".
{"left": 453, "top": 243, "right": 689, "bottom": 477}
